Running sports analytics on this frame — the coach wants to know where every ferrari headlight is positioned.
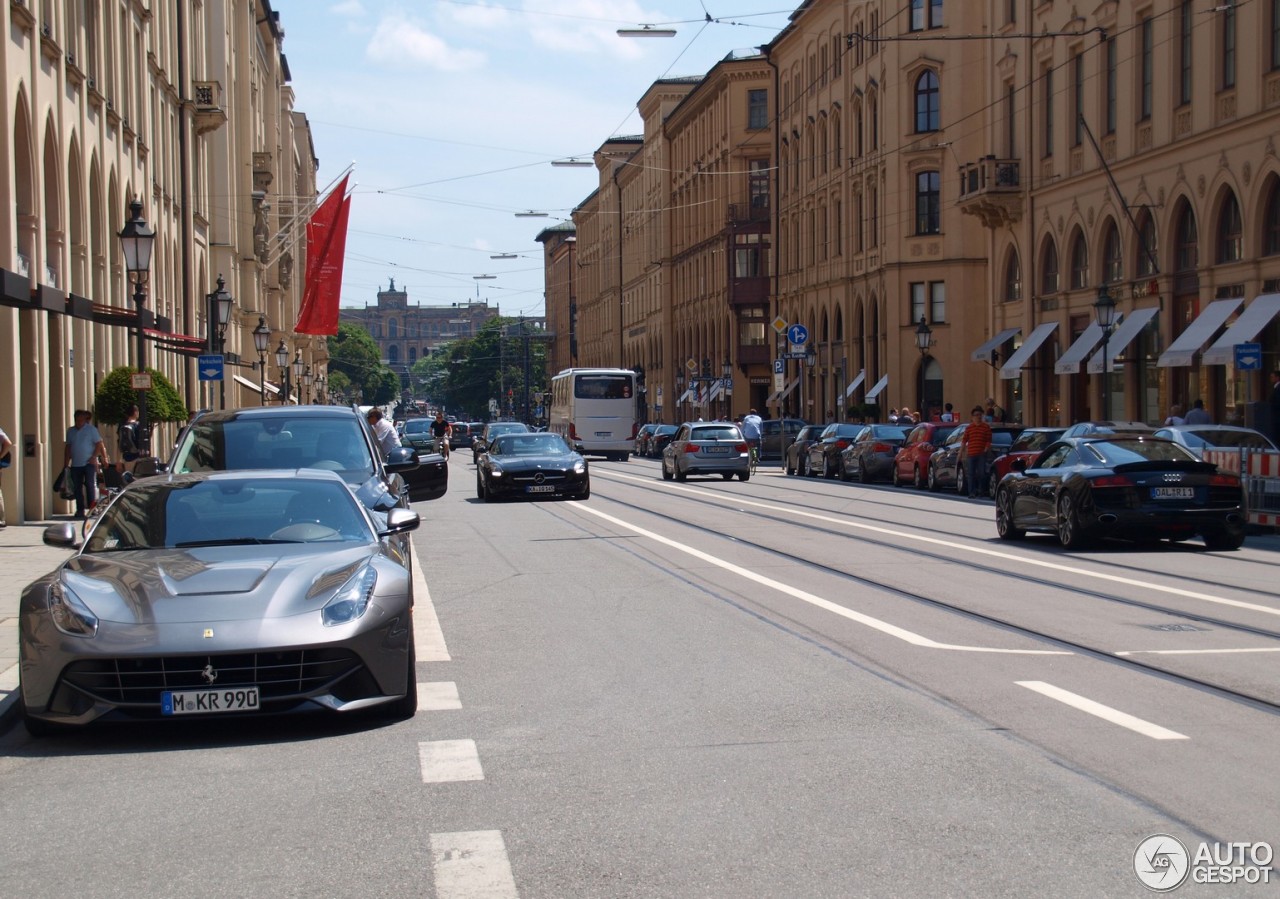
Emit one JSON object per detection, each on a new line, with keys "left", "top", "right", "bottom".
{"left": 49, "top": 581, "right": 99, "bottom": 638}
{"left": 322, "top": 566, "right": 378, "bottom": 626}
{"left": 573, "top": 460, "right": 586, "bottom": 474}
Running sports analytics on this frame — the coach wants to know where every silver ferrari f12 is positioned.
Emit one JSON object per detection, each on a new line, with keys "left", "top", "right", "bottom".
{"left": 18, "top": 470, "right": 420, "bottom": 735}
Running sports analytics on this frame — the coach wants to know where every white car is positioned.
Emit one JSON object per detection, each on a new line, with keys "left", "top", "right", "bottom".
{"left": 1151, "top": 424, "right": 1277, "bottom": 459}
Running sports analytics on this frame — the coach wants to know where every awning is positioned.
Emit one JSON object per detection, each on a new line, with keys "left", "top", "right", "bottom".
{"left": 971, "top": 327, "right": 1021, "bottom": 364}
{"left": 1054, "top": 321, "right": 1106, "bottom": 374}
{"left": 1202, "top": 294, "right": 1280, "bottom": 365}
{"left": 767, "top": 377, "right": 799, "bottom": 404}
{"left": 864, "top": 374, "right": 889, "bottom": 400}
{"left": 708, "top": 381, "right": 723, "bottom": 402}
{"left": 1087, "top": 305, "right": 1160, "bottom": 373}
{"left": 844, "top": 369, "right": 866, "bottom": 398}
{"left": 676, "top": 388, "right": 693, "bottom": 404}
{"left": 233, "top": 373, "right": 280, "bottom": 396}
{"left": 999, "top": 321, "right": 1059, "bottom": 380}
{"left": 1157, "top": 298, "right": 1242, "bottom": 366}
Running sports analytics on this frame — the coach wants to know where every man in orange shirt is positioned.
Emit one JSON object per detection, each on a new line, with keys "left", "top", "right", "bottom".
{"left": 960, "top": 405, "right": 993, "bottom": 498}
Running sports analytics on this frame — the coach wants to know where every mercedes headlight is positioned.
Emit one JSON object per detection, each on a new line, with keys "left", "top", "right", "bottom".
{"left": 489, "top": 464, "right": 504, "bottom": 478}
{"left": 573, "top": 460, "right": 586, "bottom": 474}
{"left": 49, "top": 581, "right": 99, "bottom": 638}
{"left": 322, "top": 566, "right": 378, "bottom": 626}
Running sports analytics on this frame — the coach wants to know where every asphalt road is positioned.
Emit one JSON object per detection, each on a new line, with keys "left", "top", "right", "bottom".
{"left": 2, "top": 453, "right": 1277, "bottom": 897}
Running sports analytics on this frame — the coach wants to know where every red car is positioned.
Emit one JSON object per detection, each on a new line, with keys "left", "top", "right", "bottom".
{"left": 987, "top": 427, "right": 1065, "bottom": 498}
{"left": 891, "top": 422, "right": 962, "bottom": 488}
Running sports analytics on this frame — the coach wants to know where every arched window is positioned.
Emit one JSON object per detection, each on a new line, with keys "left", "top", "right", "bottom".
{"left": 915, "top": 71, "right": 940, "bottom": 133}
{"left": 1102, "top": 221, "right": 1123, "bottom": 283}
{"left": 1136, "top": 211, "right": 1159, "bottom": 276}
{"left": 1175, "top": 203, "right": 1198, "bottom": 273}
{"left": 1041, "top": 239, "right": 1059, "bottom": 294}
{"left": 1004, "top": 251, "right": 1022, "bottom": 302}
{"left": 388, "top": 345, "right": 399, "bottom": 363}
{"left": 1216, "top": 191, "right": 1242, "bottom": 263}
{"left": 388, "top": 318, "right": 398, "bottom": 339}
{"left": 1265, "top": 179, "right": 1280, "bottom": 257}
{"left": 409, "top": 347, "right": 417, "bottom": 364}
{"left": 1070, "top": 230, "right": 1089, "bottom": 289}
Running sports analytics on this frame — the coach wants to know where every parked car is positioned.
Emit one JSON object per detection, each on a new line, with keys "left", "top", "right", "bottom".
{"left": 839, "top": 424, "right": 911, "bottom": 483}
{"left": 647, "top": 424, "right": 679, "bottom": 459}
{"left": 806, "top": 423, "right": 868, "bottom": 479}
{"left": 635, "top": 423, "right": 660, "bottom": 456}
{"left": 473, "top": 421, "right": 531, "bottom": 462}
{"left": 661, "top": 421, "right": 750, "bottom": 482}
{"left": 20, "top": 470, "right": 421, "bottom": 735}
{"left": 760, "top": 418, "right": 809, "bottom": 461}
{"left": 475, "top": 432, "right": 590, "bottom": 502}
{"left": 927, "top": 424, "right": 1023, "bottom": 494}
{"left": 1060, "top": 420, "right": 1154, "bottom": 438}
{"left": 784, "top": 425, "right": 826, "bottom": 476}
{"left": 995, "top": 436, "right": 1246, "bottom": 550}
{"left": 988, "top": 427, "right": 1067, "bottom": 498}
{"left": 891, "top": 422, "right": 962, "bottom": 488}
{"left": 1152, "top": 424, "right": 1278, "bottom": 458}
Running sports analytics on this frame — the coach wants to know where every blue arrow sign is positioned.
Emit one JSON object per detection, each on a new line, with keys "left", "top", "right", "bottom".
{"left": 198, "top": 354, "right": 224, "bottom": 381}
{"left": 787, "top": 323, "right": 809, "bottom": 346}
{"left": 1234, "top": 342, "right": 1262, "bottom": 371}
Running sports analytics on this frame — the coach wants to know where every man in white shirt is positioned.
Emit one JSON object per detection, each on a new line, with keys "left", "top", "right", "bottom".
{"left": 366, "top": 408, "right": 401, "bottom": 458}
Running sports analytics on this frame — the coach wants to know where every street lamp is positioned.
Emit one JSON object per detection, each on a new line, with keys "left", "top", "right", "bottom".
{"left": 302, "top": 366, "right": 313, "bottom": 406}
{"left": 252, "top": 316, "right": 271, "bottom": 406}
{"left": 117, "top": 199, "right": 155, "bottom": 454}
{"left": 722, "top": 357, "right": 733, "bottom": 419}
{"left": 208, "top": 275, "right": 233, "bottom": 410}
{"left": 1094, "top": 286, "right": 1118, "bottom": 421}
{"left": 275, "top": 338, "right": 291, "bottom": 404}
{"left": 915, "top": 316, "right": 933, "bottom": 418}
{"left": 315, "top": 372, "right": 327, "bottom": 405}
{"left": 292, "top": 349, "right": 305, "bottom": 405}
{"left": 804, "top": 344, "right": 817, "bottom": 418}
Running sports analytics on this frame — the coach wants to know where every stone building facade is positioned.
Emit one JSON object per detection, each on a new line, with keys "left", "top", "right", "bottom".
{"left": 0, "top": 0, "right": 322, "bottom": 523}
{"left": 555, "top": 0, "right": 1280, "bottom": 432}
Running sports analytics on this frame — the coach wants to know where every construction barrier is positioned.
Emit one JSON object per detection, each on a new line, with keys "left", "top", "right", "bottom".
{"left": 1203, "top": 448, "right": 1280, "bottom": 529}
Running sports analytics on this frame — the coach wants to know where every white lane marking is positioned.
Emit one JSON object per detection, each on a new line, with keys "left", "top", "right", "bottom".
{"left": 429, "top": 830, "right": 520, "bottom": 899}
{"left": 0, "top": 662, "right": 16, "bottom": 695}
{"left": 1116, "top": 647, "right": 1280, "bottom": 656}
{"left": 1015, "top": 680, "right": 1189, "bottom": 740}
{"left": 418, "top": 681, "right": 462, "bottom": 711}
{"left": 596, "top": 470, "right": 1280, "bottom": 618}
{"left": 410, "top": 541, "right": 451, "bottom": 661}
{"left": 419, "top": 739, "right": 485, "bottom": 783}
{"left": 573, "top": 504, "right": 1067, "bottom": 655}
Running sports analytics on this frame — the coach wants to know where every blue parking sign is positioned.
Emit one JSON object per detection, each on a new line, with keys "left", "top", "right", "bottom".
{"left": 198, "top": 354, "right": 224, "bottom": 381}
{"left": 1234, "top": 342, "right": 1262, "bottom": 371}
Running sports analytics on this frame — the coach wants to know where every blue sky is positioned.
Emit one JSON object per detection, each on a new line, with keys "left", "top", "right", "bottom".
{"left": 271, "top": 0, "right": 796, "bottom": 319}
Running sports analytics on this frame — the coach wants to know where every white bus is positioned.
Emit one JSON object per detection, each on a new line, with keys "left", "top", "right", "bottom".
{"left": 549, "top": 368, "right": 640, "bottom": 461}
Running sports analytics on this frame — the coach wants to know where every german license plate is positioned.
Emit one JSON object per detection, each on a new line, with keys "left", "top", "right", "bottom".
{"left": 526, "top": 485, "right": 555, "bottom": 493}
{"left": 161, "top": 687, "right": 260, "bottom": 715}
{"left": 594, "top": 431, "right": 611, "bottom": 437}
{"left": 1151, "top": 487, "right": 1195, "bottom": 499}
{"left": 703, "top": 446, "right": 730, "bottom": 455}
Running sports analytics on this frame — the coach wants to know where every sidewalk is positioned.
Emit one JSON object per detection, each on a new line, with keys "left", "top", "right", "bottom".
{"left": 0, "top": 520, "right": 78, "bottom": 728}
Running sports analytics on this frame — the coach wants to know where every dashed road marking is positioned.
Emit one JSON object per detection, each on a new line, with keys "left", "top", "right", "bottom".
{"left": 429, "top": 830, "right": 519, "bottom": 899}
{"left": 419, "top": 739, "right": 485, "bottom": 782}
{"left": 1116, "top": 647, "right": 1280, "bottom": 655}
{"left": 418, "top": 681, "right": 462, "bottom": 711}
{"left": 410, "top": 542, "right": 450, "bottom": 661}
{"left": 1016, "top": 680, "right": 1189, "bottom": 740}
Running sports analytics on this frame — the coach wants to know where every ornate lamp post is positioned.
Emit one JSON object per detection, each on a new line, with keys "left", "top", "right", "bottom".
{"left": 915, "top": 316, "right": 933, "bottom": 417}
{"left": 208, "top": 275, "right": 233, "bottom": 410}
{"left": 302, "top": 366, "right": 313, "bottom": 406}
{"left": 315, "top": 372, "right": 327, "bottom": 405}
{"left": 118, "top": 199, "right": 155, "bottom": 453}
{"left": 675, "top": 373, "right": 685, "bottom": 420}
{"left": 292, "top": 349, "right": 305, "bottom": 405}
{"left": 252, "top": 316, "right": 271, "bottom": 406}
{"left": 722, "top": 357, "right": 733, "bottom": 419}
{"left": 804, "top": 343, "right": 817, "bottom": 420}
{"left": 275, "top": 338, "right": 291, "bottom": 405}
{"left": 1094, "top": 286, "right": 1118, "bottom": 421}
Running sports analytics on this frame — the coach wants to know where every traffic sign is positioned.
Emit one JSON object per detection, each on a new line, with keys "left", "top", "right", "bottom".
{"left": 773, "top": 359, "right": 784, "bottom": 374}
{"left": 686, "top": 357, "right": 699, "bottom": 373}
{"left": 787, "top": 323, "right": 809, "bottom": 346}
{"left": 771, "top": 316, "right": 788, "bottom": 334}
{"left": 1235, "top": 342, "right": 1262, "bottom": 371}
{"left": 130, "top": 372, "right": 152, "bottom": 390}
{"left": 197, "top": 354, "right": 224, "bottom": 382}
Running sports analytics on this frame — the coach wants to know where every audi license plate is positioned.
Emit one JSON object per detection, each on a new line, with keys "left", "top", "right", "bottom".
{"left": 1151, "top": 487, "right": 1195, "bottom": 499}
{"left": 161, "top": 687, "right": 260, "bottom": 716}
{"left": 526, "top": 485, "right": 555, "bottom": 493}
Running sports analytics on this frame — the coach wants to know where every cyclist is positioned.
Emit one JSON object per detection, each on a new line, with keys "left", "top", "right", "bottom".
{"left": 429, "top": 411, "right": 452, "bottom": 458}
{"left": 740, "top": 408, "right": 763, "bottom": 470}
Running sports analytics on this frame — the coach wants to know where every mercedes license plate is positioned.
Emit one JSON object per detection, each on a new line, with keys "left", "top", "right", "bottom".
{"left": 1151, "top": 487, "right": 1195, "bottom": 499}
{"left": 161, "top": 687, "right": 260, "bottom": 715}
{"left": 526, "top": 485, "right": 555, "bottom": 493}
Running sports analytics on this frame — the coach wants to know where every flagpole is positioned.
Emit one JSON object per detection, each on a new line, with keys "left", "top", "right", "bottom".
{"left": 263, "top": 162, "right": 356, "bottom": 268}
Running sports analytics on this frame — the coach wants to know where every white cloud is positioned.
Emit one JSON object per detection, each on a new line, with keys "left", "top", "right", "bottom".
{"left": 442, "top": 2, "right": 511, "bottom": 29}
{"left": 365, "top": 16, "right": 485, "bottom": 72}
{"left": 329, "top": 0, "right": 365, "bottom": 16}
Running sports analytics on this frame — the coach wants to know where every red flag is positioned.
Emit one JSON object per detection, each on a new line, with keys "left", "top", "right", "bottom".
{"left": 296, "top": 176, "right": 351, "bottom": 335}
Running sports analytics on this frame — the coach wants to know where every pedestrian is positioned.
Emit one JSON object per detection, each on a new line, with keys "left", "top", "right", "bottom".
{"left": 1185, "top": 399, "right": 1212, "bottom": 425}
{"left": 899, "top": 409, "right": 916, "bottom": 425}
{"left": 366, "top": 407, "right": 401, "bottom": 458}
{"left": 984, "top": 396, "right": 1007, "bottom": 423}
{"left": 1163, "top": 403, "right": 1186, "bottom": 426}
{"left": 117, "top": 403, "right": 142, "bottom": 474}
{"left": 888, "top": 408, "right": 899, "bottom": 424}
{"left": 825, "top": 409, "right": 836, "bottom": 424}
{"left": 940, "top": 402, "right": 956, "bottom": 423}
{"left": 0, "top": 424, "right": 12, "bottom": 527}
{"left": 960, "top": 406, "right": 993, "bottom": 498}
{"left": 63, "top": 409, "right": 110, "bottom": 520}
{"left": 1270, "top": 370, "right": 1280, "bottom": 445}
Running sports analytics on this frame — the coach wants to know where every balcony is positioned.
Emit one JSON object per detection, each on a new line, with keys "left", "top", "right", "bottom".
{"left": 192, "top": 80, "right": 227, "bottom": 134}
{"left": 727, "top": 201, "right": 769, "bottom": 225}
{"left": 956, "top": 157, "right": 1023, "bottom": 229}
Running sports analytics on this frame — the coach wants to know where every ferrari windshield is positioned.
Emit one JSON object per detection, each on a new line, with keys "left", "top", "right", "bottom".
{"left": 170, "top": 416, "right": 376, "bottom": 482}
{"left": 83, "top": 476, "right": 375, "bottom": 552}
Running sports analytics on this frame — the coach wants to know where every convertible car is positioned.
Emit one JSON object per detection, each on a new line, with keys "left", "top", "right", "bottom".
{"left": 476, "top": 432, "right": 589, "bottom": 501}
{"left": 18, "top": 470, "right": 420, "bottom": 735}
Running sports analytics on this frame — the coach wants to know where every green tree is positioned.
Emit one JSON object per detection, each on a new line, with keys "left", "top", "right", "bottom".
{"left": 326, "top": 370, "right": 352, "bottom": 403}
{"left": 368, "top": 367, "right": 402, "bottom": 405}
{"left": 326, "top": 323, "right": 403, "bottom": 403}
{"left": 93, "top": 366, "right": 188, "bottom": 425}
